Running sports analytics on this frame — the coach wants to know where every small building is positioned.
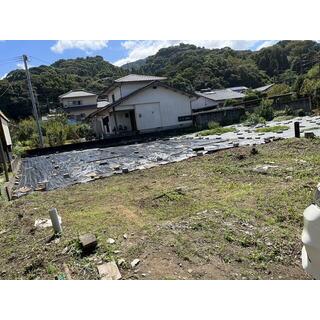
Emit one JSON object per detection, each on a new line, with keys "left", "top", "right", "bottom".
{"left": 59, "top": 90, "right": 109, "bottom": 122}
{"left": 88, "top": 74, "right": 195, "bottom": 138}
{"left": 0, "top": 111, "right": 12, "bottom": 179}
{"left": 192, "top": 88, "right": 245, "bottom": 111}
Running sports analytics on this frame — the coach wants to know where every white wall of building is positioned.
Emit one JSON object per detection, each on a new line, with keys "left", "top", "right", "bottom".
{"left": 61, "top": 95, "right": 97, "bottom": 108}
{"left": 118, "top": 85, "right": 192, "bottom": 131}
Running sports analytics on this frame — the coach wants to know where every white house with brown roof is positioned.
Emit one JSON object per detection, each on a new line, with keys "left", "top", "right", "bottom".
{"left": 59, "top": 90, "right": 109, "bottom": 122}
{"left": 88, "top": 74, "right": 195, "bottom": 138}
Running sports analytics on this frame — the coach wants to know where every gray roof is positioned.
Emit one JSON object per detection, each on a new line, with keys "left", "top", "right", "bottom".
{"left": 254, "top": 84, "right": 274, "bottom": 93}
{"left": 115, "top": 74, "right": 167, "bottom": 83}
{"left": 196, "top": 89, "right": 245, "bottom": 102}
{"left": 59, "top": 90, "right": 97, "bottom": 99}
{"left": 229, "top": 86, "right": 248, "bottom": 92}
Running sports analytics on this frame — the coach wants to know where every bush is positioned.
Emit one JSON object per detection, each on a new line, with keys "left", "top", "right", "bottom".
{"left": 45, "top": 120, "right": 68, "bottom": 146}
{"left": 244, "top": 112, "right": 266, "bottom": 126}
{"left": 207, "top": 121, "right": 220, "bottom": 129}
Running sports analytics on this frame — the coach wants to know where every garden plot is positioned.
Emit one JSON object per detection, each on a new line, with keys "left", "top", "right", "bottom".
{"left": 13, "top": 115, "right": 320, "bottom": 197}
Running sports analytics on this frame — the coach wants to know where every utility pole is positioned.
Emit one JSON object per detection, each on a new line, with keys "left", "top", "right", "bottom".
{"left": 22, "top": 54, "right": 44, "bottom": 148}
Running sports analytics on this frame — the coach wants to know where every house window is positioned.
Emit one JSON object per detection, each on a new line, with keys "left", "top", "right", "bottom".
{"left": 72, "top": 100, "right": 81, "bottom": 106}
{"left": 125, "top": 113, "right": 129, "bottom": 118}
{"left": 112, "top": 94, "right": 115, "bottom": 102}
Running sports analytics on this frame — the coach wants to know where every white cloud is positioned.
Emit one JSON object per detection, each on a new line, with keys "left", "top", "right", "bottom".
{"left": 51, "top": 40, "right": 108, "bottom": 54}
{"left": 114, "top": 40, "right": 263, "bottom": 66}
{"left": 256, "top": 40, "right": 279, "bottom": 51}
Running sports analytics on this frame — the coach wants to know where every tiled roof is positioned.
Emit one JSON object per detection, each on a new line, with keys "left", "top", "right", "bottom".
{"left": 59, "top": 90, "right": 97, "bottom": 99}
{"left": 114, "top": 74, "right": 167, "bottom": 82}
{"left": 196, "top": 89, "right": 245, "bottom": 101}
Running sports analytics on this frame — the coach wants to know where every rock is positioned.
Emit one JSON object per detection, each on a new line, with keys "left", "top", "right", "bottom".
{"left": 98, "top": 261, "right": 122, "bottom": 280}
{"left": 117, "top": 258, "right": 126, "bottom": 266}
{"left": 107, "top": 238, "right": 115, "bottom": 244}
{"left": 62, "top": 247, "right": 69, "bottom": 254}
{"left": 141, "top": 273, "right": 147, "bottom": 277}
{"left": 34, "top": 215, "right": 62, "bottom": 229}
{"left": 253, "top": 165, "right": 278, "bottom": 174}
{"left": 187, "top": 269, "right": 193, "bottom": 273}
{"left": 79, "top": 234, "right": 97, "bottom": 254}
{"left": 305, "top": 131, "right": 315, "bottom": 139}
{"left": 131, "top": 259, "right": 140, "bottom": 268}
{"left": 123, "top": 234, "right": 128, "bottom": 240}
{"left": 113, "top": 250, "right": 121, "bottom": 254}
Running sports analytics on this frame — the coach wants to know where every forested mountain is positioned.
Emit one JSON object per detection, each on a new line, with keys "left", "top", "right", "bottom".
{"left": 1, "top": 41, "right": 320, "bottom": 120}
{"left": 0, "top": 56, "right": 126, "bottom": 119}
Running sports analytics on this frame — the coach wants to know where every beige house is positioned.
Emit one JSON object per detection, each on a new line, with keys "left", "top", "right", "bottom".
{"left": 88, "top": 74, "right": 195, "bottom": 138}
{"left": 59, "top": 90, "right": 109, "bottom": 122}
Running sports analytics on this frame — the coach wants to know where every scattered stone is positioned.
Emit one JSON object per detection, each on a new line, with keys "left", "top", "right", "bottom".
{"left": 34, "top": 215, "right": 62, "bottom": 229}
{"left": 63, "top": 263, "right": 72, "bottom": 280}
{"left": 117, "top": 258, "right": 126, "bottom": 267}
{"left": 187, "top": 269, "right": 193, "bottom": 273}
{"left": 305, "top": 131, "right": 315, "bottom": 139}
{"left": 131, "top": 259, "right": 140, "bottom": 268}
{"left": 284, "top": 175, "right": 293, "bottom": 181}
{"left": 253, "top": 165, "right": 278, "bottom": 174}
{"left": 113, "top": 250, "right": 121, "bottom": 254}
{"left": 54, "top": 165, "right": 59, "bottom": 169}
{"left": 35, "top": 181, "right": 47, "bottom": 191}
{"left": 156, "top": 156, "right": 163, "bottom": 161}
{"left": 123, "top": 233, "right": 128, "bottom": 240}
{"left": 79, "top": 234, "right": 97, "bottom": 254}
{"left": 62, "top": 247, "right": 69, "bottom": 254}
{"left": 141, "top": 273, "right": 147, "bottom": 277}
{"left": 107, "top": 238, "right": 115, "bottom": 244}
{"left": 98, "top": 261, "right": 122, "bottom": 280}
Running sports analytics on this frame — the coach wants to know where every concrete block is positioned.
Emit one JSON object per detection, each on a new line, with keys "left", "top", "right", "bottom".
{"left": 305, "top": 132, "right": 315, "bottom": 139}
{"left": 79, "top": 234, "right": 97, "bottom": 254}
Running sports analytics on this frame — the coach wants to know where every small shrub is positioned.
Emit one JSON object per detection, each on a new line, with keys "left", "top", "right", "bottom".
{"left": 207, "top": 121, "right": 220, "bottom": 130}
{"left": 45, "top": 120, "right": 68, "bottom": 146}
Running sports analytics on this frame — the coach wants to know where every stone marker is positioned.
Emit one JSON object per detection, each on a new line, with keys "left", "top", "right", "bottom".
{"left": 79, "top": 234, "right": 97, "bottom": 254}
{"left": 98, "top": 261, "right": 121, "bottom": 280}
{"left": 131, "top": 258, "right": 140, "bottom": 268}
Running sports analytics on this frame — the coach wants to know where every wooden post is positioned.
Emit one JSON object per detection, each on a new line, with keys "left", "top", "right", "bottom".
{"left": 294, "top": 121, "right": 300, "bottom": 138}
{"left": 0, "top": 137, "right": 9, "bottom": 182}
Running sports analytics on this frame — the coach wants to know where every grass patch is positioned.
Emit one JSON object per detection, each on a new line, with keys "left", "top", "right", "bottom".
{"left": 255, "top": 125, "right": 290, "bottom": 133}
{"left": 198, "top": 126, "right": 236, "bottom": 136}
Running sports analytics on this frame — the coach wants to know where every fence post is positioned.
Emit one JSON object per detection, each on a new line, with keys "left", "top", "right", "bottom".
{"left": 294, "top": 122, "right": 300, "bottom": 138}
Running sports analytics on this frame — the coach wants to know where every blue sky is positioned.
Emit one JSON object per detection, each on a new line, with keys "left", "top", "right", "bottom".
{"left": 0, "top": 40, "right": 277, "bottom": 79}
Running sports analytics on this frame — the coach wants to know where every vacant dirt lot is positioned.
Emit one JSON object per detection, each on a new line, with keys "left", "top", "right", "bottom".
{"left": 0, "top": 138, "right": 317, "bottom": 279}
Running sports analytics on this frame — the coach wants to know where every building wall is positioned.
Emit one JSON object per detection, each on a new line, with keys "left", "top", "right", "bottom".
{"left": 107, "top": 87, "right": 121, "bottom": 102}
{"left": 119, "top": 85, "right": 192, "bottom": 131}
{"left": 61, "top": 95, "right": 97, "bottom": 108}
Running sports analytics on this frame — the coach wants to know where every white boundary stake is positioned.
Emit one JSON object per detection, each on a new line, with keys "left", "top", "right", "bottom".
{"left": 49, "top": 208, "right": 62, "bottom": 234}
{"left": 302, "top": 183, "right": 320, "bottom": 279}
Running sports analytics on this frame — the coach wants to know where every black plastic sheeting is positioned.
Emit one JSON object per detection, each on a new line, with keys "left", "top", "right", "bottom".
{"left": 13, "top": 136, "right": 236, "bottom": 197}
